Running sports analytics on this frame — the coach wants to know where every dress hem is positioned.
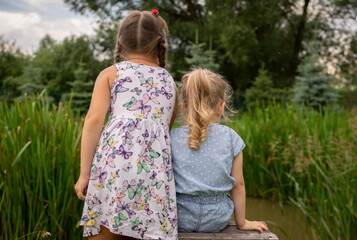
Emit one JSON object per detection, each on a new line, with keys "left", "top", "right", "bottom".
{"left": 81, "top": 223, "right": 177, "bottom": 239}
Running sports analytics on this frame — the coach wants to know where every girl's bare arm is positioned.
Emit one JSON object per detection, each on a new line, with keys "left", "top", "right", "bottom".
{"left": 231, "top": 152, "right": 246, "bottom": 227}
{"left": 75, "top": 66, "right": 115, "bottom": 200}
{"left": 231, "top": 152, "right": 268, "bottom": 232}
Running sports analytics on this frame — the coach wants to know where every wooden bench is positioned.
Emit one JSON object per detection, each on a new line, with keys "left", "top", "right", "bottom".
{"left": 179, "top": 222, "right": 279, "bottom": 240}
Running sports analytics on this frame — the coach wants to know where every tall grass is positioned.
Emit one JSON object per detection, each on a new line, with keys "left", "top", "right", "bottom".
{"left": 0, "top": 93, "right": 84, "bottom": 239}
{"left": 1, "top": 95, "right": 356, "bottom": 239}
{"left": 226, "top": 103, "right": 357, "bottom": 239}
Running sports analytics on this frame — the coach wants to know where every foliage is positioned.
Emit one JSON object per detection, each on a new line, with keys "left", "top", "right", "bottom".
{"left": 337, "top": 88, "right": 357, "bottom": 110}
{"left": 18, "top": 67, "right": 47, "bottom": 101}
{"left": 62, "top": 63, "right": 94, "bottom": 113}
{"left": 0, "top": 93, "right": 84, "bottom": 239}
{"left": 38, "top": 34, "right": 56, "bottom": 50}
{"left": 1, "top": 95, "right": 356, "bottom": 239}
{"left": 292, "top": 41, "right": 338, "bottom": 108}
{"left": 8, "top": 35, "right": 107, "bottom": 103}
{"left": 339, "top": 32, "right": 357, "bottom": 87}
{"left": 183, "top": 30, "right": 219, "bottom": 73}
{"left": 225, "top": 103, "right": 357, "bottom": 239}
{"left": 0, "top": 37, "right": 28, "bottom": 83}
{"left": 63, "top": 0, "right": 357, "bottom": 91}
{"left": 245, "top": 65, "right": 279, "bottom": 108}
{"left": 0, "top": 37, "right": 29, "bottom": 100}
{"left": 92, "top": 20, "right": 118, "bottom": 61}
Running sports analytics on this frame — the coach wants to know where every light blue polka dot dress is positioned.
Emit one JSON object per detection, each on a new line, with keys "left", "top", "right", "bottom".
{"left": 170, "top": 124, "right": 245, "bottom": 232}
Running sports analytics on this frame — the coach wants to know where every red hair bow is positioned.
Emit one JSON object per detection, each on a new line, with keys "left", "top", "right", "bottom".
{"left": 151, "top": 9, "right": 159, "bottom": 16}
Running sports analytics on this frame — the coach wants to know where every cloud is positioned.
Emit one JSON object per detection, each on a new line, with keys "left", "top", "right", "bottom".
{"left": 20, "top": 0, "right": 59, "bottom": 12}
{"left": 22, "top": 0, "right": 57, "bottom": 5}
{"left": 0, "top": 11, "right": 41, "bottom": 33}
{"left": 37, "top": 17, "right": 96, "bottom": 41}
{"left": 0, "top": 0, "right": 97, "bottom": 53}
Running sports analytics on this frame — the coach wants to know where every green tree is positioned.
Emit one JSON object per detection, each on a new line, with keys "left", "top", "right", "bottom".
{"left": 39, "top": 34, "right": 56, "bottom": 49}
{"left": 183, "top": 30, "right": 219, "bottom": 72}
{"left": 24, "top": 35, "right": 107, "bottom": 103}
{"left": 93, "top": 20, "right": 118, "bottom": 60}
{"left": 339, "top": 32, "right": 357, "bottom": 87}
{"left": 64, "top": 0, "right": 356, "bottom": 91}
{"left": 292, "top": 41, "right": 338, "bottom": 108}
{"left": 245, "top": 65, "right": 275, "bottom": 108}
{"left": 0, "top": 37, "right": 29, "bottom": 99}
{"left": 1, "top": 35, "right": 109, "bottom": 103}
{"left": 63, "top": 63, "right": 94, "bottom": 113}
{"left": 337, "top": 32, "right": 357, "bottom": 109}
{"left": 18, "top": 66, "right": 47, "bottom": 99}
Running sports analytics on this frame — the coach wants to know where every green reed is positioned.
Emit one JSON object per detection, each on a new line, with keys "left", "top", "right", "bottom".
{"left": 226, "top": 103, "right": 357, "bottom": 239}
{"left": 0, "top": 92, "right": 84, "bottom": 239}
{"left": 1, "top": 95, "right": 356, "bottom": 239}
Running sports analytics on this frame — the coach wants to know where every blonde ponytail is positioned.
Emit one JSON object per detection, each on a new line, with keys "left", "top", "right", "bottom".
{"left": 181, "top": 68, "right": 232, "bottom": 150}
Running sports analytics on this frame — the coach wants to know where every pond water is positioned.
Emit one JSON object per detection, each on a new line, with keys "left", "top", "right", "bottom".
{"left": 245, "top": 197, "right": 316, "bottom": 240}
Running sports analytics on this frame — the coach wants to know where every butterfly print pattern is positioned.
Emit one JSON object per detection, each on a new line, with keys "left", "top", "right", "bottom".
{"left": 80, "top": 61, "right": 178, "bottom": 239}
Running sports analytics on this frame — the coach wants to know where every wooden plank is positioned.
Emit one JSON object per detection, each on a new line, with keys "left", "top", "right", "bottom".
{"left": 179, "top": 222, "right": 279, "bottom": 240}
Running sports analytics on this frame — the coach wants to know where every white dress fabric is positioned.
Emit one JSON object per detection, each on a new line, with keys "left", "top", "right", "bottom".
{"left": 80, "top": 61, "right": 178, "bottom": 239}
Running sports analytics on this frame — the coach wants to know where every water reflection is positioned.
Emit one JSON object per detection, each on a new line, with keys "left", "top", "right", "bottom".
{"left": 245, "top": 197, "right": 316, "bottom": 240}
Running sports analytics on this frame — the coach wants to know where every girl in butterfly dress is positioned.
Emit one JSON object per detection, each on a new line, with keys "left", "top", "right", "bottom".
{"left": 170, "top": 69, "right": 269, "bottom": 233}
{"left": 74, "top": 10, "right": 178, "bottom": 240}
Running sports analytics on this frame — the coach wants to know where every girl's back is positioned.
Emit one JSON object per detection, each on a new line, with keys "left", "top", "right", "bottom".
{"left": 80, "top": 61, "right": 178, "bottom": 239}
{"left": 75, "top": 10, "right": 180, "bottom": 240}
{"left": 171, "top": 68, "right": 268, "bottom": 234}
{"left": 108, "top": 61, "right": 175, "bottom": 129}
{"left": 171, "top": 124, "right": 244, "bottom": 195}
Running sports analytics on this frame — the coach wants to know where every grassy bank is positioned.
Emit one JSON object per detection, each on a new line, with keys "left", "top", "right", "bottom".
{"left": 226, "top": 103, "right": 357, "bottom": 239}
{"left": 1, "top": 96, "right": 356, "bottom": 239}
{"left": 0, "top": 93, "right": 84, "bottom": 239}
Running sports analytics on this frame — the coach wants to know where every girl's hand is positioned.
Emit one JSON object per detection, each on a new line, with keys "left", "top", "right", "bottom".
{"left": 238, "top": 219, "right": 269, "bottom": 233}
{"left": 74, "top": 175, "right": 90, "bottom": 200}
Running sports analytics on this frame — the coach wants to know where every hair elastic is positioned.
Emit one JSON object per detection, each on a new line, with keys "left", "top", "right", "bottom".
{"left": 151, "top": 9, "right": 159, "bottom": 17}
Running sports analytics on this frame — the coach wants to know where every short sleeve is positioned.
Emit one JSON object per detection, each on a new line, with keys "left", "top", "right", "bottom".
{"left": 231, "top": 129, "right": 245, "bottom": 157}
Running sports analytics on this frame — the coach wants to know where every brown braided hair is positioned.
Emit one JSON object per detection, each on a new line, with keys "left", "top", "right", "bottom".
{"left": 113, "top": 11, "right": 168, "bottom": 67}
{"left": 157, "top": 38, "right": 167, "bottom": 68}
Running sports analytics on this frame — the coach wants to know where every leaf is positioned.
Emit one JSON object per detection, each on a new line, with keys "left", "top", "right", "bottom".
{"left": 11, "top": 141, "right": 31, "bottom": 167}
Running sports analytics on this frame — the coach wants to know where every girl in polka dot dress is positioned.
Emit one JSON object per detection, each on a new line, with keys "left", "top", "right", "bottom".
{"left": 170, "top": 69, "right": 268, "bottom": 233}
{"left": 74, "top": 10, "right": 179, "bottom": 239}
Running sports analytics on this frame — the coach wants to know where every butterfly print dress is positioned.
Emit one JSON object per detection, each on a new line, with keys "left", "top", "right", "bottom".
{"left": 80, "top": 61, "right": 178, "bottom": 239}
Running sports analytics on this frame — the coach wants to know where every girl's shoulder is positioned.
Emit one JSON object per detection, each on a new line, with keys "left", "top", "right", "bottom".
{"left": 102, "top": 65, "right": 117, "bottom": 76}
{"left": 114, "top": 61, "right": 170, "bottom": 72}
{"left": 217, "top": 124, "right": 245, "bottom": 156}
{"left": 97, "top": 65, "right": 117, "bottom": 89}
{"left": 210, "top": 124, "right": 244, "bottom": 144}
{"left": 170, "top": 124, "right": 237, "bottom": 136}
{"left": 113, "top": 61, "right": 173, "bottom": 80}
{"left": 210, "top": 123, "right": 236, "bottom": 135}
{"left": 170, "top": 124, "right": 241, "bottom": 141}
{"left": 207, "top": 124, "right": 245, "bottom": 156}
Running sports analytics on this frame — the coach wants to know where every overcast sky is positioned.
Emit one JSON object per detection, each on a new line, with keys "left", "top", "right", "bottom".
{"left": 1, "top": 0, "right": 356, "bottom": 55}
{"left": 0, "top": 0, "right": 97, "bottom": 53}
